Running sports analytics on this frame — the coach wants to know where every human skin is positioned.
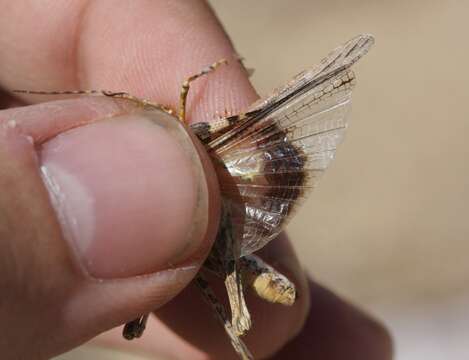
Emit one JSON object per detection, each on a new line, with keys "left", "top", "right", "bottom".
{"left": 0, "top": 1, "right": 392, "bottom": 359}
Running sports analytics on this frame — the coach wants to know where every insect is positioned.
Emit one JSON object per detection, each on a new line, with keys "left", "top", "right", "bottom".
{"left": 15, "top": 34, "right": 374, "bottom": 359}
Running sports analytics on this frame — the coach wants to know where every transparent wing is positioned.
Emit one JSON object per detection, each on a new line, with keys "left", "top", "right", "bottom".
{"left": 205, "top": 34, "right": 373, "bottom": 256}
{"left": 220, "top": 72, "right": 352, "bottom": 255}
{"left": 207, "top": 34, "right": 373, "bottom": 152}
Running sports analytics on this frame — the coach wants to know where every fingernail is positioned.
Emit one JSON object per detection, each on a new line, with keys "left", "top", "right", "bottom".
{"left": 39, "top": 111, "right": 209, "bottom": 278}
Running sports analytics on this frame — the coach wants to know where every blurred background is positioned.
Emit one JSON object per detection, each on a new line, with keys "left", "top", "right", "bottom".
{"left": 58, "top": 0, "right": 469, "bottom": 359}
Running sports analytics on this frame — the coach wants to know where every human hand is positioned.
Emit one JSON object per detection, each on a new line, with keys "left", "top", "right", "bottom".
{"left": 0, "top": 1, "right": 392, "bottom": 359}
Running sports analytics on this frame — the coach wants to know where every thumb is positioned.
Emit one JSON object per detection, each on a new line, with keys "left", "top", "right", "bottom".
{"left": 0, "top": 97, "right": 219, "bottom": 359}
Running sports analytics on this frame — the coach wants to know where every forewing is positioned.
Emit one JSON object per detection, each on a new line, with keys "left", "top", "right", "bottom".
{"left": 206, "top": 34, "right": 373, "bottom": 256}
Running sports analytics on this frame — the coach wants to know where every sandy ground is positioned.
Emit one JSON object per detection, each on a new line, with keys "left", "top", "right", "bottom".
{"left": 57, "top": 1, "right": 469, "bottom": 359}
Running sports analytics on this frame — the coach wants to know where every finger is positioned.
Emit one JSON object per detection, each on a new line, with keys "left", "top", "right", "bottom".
{"left": 0, "top": 98, "right": 220, "bottom": 359}
{"left": 0, "top": 0, "right": 257, "bottom": 122}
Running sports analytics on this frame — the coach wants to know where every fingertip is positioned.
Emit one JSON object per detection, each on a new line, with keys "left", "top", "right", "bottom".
{"left": 35, "top": 108, "right": 213, "bottom": 278}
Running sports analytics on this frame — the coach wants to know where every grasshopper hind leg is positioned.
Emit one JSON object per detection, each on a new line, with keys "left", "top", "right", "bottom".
{"left": 224, "top": 259, "right": 252, "bottom": 336}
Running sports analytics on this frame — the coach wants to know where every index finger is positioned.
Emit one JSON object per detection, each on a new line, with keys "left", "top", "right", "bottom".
{"left": 0, "top": 0, "right": 257, "bottom": 122}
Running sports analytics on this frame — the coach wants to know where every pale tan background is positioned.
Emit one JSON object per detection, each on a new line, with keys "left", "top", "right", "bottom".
{"left": 58, "top": 0, "right": 469, "bottom": 359}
